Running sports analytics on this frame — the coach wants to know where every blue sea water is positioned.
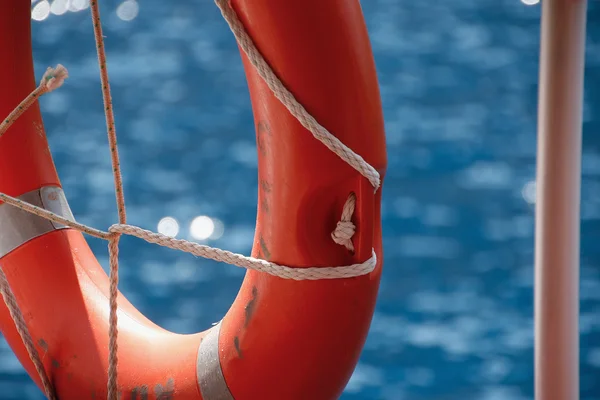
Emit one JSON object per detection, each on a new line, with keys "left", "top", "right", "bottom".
{"left": 0, "top": 0, "right": 599, "bottom": 399}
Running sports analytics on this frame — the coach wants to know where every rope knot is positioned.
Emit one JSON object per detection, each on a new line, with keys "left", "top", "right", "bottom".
{"left": 331, "top": 193, "right": 357, "bottom": 252}
{"left": 40, "top": 64, "right": 68, "bottom": 93}
{"left": 108, "top": 225, "right": 127, "bottom": 246}
{"left": 331, "top": 220, "right": 356, "bottom": 251}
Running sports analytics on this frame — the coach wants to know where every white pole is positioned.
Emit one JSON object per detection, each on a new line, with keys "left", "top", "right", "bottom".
{"left": 534, "top": 0, "right": 587, "bottom": 399}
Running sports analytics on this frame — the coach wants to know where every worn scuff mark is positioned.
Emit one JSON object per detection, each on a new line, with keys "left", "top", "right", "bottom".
{"left": 244, "top": 286, "right": 258, "bottom": 328}
{"left": 256, "top": 121, "right": 271, "bottom": 157}
{"left": 259, "top": 234, "right": 271, "bottom": 260}
{"left": 233, "top": 336, "right": 243, "bottom": 359}
{"left": 155, "top": 378, "right": 175, "bottom": 400}
{"left": 260, "top": 179, "right": 272, "bottom": 193}
{"left": 37, "top": 339, "right": 48, "bottom": 351}
{"left": 261, "top": 197, "right": 270, "bottom": 214}
{"left": 131, "top": 385, "right": 149, "bottom": 400}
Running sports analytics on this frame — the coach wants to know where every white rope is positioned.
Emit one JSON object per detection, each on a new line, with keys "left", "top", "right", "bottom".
{"left": 0, "top": 191, "right": 375, "bottom": 281}
{"left": 110, "top": 223, "right": 376, "bottom": 280}
{"left": 0, "top": 65, "right": 68, "bottom": 139}
{"left": 0, "top": 267, "right": 56, "bottom": 400}
{"left": 214, "top": 0, "right": 381, "bottom": 191}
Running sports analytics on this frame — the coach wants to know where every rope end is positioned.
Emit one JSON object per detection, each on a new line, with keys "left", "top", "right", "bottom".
{"left": 41, "top": 64, "right": 69, "bottom": 93}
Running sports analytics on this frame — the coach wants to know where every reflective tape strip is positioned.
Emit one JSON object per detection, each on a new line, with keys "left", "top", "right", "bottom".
{"left": 0, "top": 186, "right": 75, "bottom": 258}
{"left": 196, "top": 322, "right": 235, "bottom": 400}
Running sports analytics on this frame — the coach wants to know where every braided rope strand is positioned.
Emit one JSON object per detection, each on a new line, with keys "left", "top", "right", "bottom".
{"left": 214, "top": 0, "right": 381, "bottom": 190}
{"left": 0, "top": 192, "right": 110, "bottom": 240}
{"left": 0, "top": 65, "right": 68, "bottom": 139}
{"left": 89, "top": 1, "right": 127, "bottom": 395}
{"left": 107, "top": 236, "right": 120, "bottom": 400}
{"left": 0, "top": 267, "right": 56, "bottom": 400}
{"left": 0, "top": 191, "right": 375, "bottom": 281}
{"left": 89, "top": 1, "right": 126, "bottom": 225}
{"left": 109, "top": 223, "right": 376, "bottom": 280}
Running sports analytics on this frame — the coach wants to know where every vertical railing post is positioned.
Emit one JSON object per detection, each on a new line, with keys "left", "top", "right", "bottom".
{"left": 534, "top": 0, "right": 587, "bottom": 399}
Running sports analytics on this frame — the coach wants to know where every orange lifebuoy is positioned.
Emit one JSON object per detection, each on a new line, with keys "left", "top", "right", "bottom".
{"left": 0, "top": 0, "right": 386, "bottom": 399}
